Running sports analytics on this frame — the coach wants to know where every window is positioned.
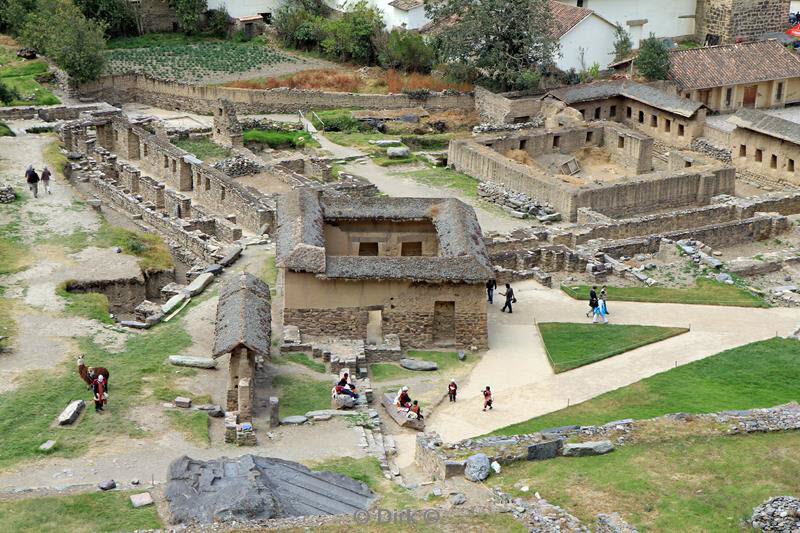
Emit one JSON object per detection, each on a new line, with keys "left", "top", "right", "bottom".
{"left": 618, "top": 135, "right": 625, "bottom": 148}
{"left": 401, "top": 242, "right": 422, "bottom": 256}
{"left": 678, "top": 124, "right": 685, "bottom": 137}
{"left": 789, "top": 159, "right": 795, "bottom": 172}
{"left": 579, "top": 109, "right": 586, "bottom": 118}
{"left": 519, "top": 139, "right": 527, "bottom": 150}
{"left": 204, "top": 177, "right": 211, "bottom": 191}
{"left": 638, "top": 111, "right": 644, "bottom": 123}
{"left": 725, "top": 88, "right": 732, "bottom": 107}
{"left": 577, "top": 0, "right": 584, "bottom": 6}
{"left": 513, "top": 116, "right": 530, "bottom": 123}
{"left": 359, "top": 242, "right": 379, "bottom": 256}
{"left": 221, "top": 186, "right": 226, "bottom": 200}
{"left": 163, "top": 155, "right": 169, "bottom": 168}
{"left": 586, "top": 131, "right": 594, "bottom": 143}
{"left": 114, "top": 130, "right": 119, "bottom": 141}
{"left": 665, "top": 119, "right": 671, "bottom": 132}
{"left": 143, "top": 145, "right": 148, "bottom": 157}
{"left": 553, "top": 135, "right": 560, "bottom": 148}
{"left": 739, "top": 144, "right": 747, "bottom": 157}
{"left": 771, "top": 154, "right": 778, "bottom": 169}
{"left": 171, "top": 159, "right": 176, "bottom": 173}
{"left": 755, "top": 149, "right": 763, "bottom": 162}
{"left": 777, "top": 82, "right": 784, "bottom": 101}
{"left": 260, "top": 12, "right": 272, "bottom": 24}
{"left": 594, "top": 107, "right": 601, "bottom": 119}
{"left": 610, "top": 105, "right": 617, "bottom": 117}
{"left": 651, "top": 114, "right": 658, "bottom": 127}
{"left": 685, "top": 161, "right": 692, "bottom": 168}
{"left": 626, "top": 106, "right": 632, "bottom": 118}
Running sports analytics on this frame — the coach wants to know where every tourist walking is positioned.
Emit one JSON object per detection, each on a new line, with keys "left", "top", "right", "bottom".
{"left": 587, "top": 286, "right": 598, "bottom": 318}
{"left": 593, "top": 297, "right": 609, "bottom": 324}
{"left": 500, "top": 283, "right": 515, "bottom": 313}
{"left": 25, "top": 165, "right": 39, "bottom": 198}
{"left": 486, "top": 279, "right": 496, "bottom": 304}
{"left": 447, "top": 379, "right": 457, "bottom": 402}
{"left": 600, "top": 286, "right": 609, "bottom": 314}
{"left": 482, "top": 386, "right": 493, "bottom": 411}
{"left": 92, "top": 374, "right": 108, "bottom": 413}
{"left": 40, "top": 166, "right": 51, "bottom": 195}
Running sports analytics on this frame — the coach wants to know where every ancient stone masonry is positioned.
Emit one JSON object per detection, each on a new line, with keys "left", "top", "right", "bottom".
{"left": 0, "top": 183, "right": 14, "bottom": 203}
{"left": 695, "top": 0, "right": 790, "bottom": 44}
{"left": 75, "top": 74, "right": 475, "bottom": 115}
{"left": 477, "top": 182, "right": 561, "bottom": 222}
{"left": 212, "top": 100, "right": 243, "bottom": 148}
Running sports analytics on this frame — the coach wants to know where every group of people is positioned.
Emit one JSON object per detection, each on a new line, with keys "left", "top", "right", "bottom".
{"left": 25, "top": 165, "right": 52, "bottom": 199}
{"left": 486, "top": 279, "right": 516, "bottom": 313}
{"left": 588, "top": 285, "right": 610, "bottom": 324}
{"left": 395, "top": 386, "right": 423, "bottom": 420}
{"left": 333, "top": 372, "right": 359, "bottom": 399}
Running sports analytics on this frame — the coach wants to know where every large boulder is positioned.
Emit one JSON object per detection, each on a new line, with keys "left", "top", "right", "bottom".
{"left": 562, "top": 440, "right": 614, "bottom": 457}
{"left": 166, "top": 455, "right": 376, "bottom": 524}
{"left": 169, "top": 356, "right": 217, "bottom": 369}
{"left": 399, "top": 358, "right": 438, "bottom": 371}
{"left": 464, "top": 453, "right": 491, "bottom": 482}
{"left": 57, "top": 400, "right": 85, "bottom": 425}
{"left": 387, "top": 146, "right": 410, "bottom": 158}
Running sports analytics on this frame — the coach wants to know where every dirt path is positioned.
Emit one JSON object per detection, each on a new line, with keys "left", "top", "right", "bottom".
{"left": 412, "top": 281, "right": 799, "bottom": 452}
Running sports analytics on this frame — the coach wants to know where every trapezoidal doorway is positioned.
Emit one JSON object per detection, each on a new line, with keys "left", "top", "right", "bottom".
{"left": 432, "top": 301, "right": 455, "bottom": 346}
{"left": 367, "top": 309, "right": 383, "bottom": 345}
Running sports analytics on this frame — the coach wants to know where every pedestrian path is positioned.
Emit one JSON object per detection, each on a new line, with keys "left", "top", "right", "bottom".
{"left": 425, "top": 281, "right": 799, "bottom": 443}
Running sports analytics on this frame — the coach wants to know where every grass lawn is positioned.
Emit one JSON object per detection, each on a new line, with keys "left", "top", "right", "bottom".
{"left": 243, "top": 129, "right": 318, "bottom": 149}
{"left": 43, "top": 138, "right": 68, "bottom": 174}
{"left": 0, "top": 196, "right": 30, "bottom": 275}
{"left": 370, "top": 350, "right": 464, "bottom": 382}
{"left": 171, "top": 136, "right": 230, "bottom": 161}
{"left": 166, "top": 409, "right": 210, "bottom": 446}
{"left": 488, "top": 431, "right": 800, "bottom": 531}
{"left": 281, "top": 352, "right": 326, "bottom": 373}
{"left": 0, "top": 121, "right": 14, "bottom": 136}
{"left": 489, "top": 337, "right": 800, "bottom": 436}
{"left": 561, "top": 278, "right": 767, "bottom": 308}
{"left": 538, "top": 322, "right": 689, "bottom": 373}
{"left": 396, "top": 167, "right": 479, "bottom": 198}
{"left": 0, "top": 490, "right": 162, "bottom": 533}
{"left": 0, "top": 60, "right": 60, "bottom": 106}
{"left": 274, "top": 374, "right": 331, "bottom": 417}
{"left": 260, "top": 253, "right": 278, "bottom": 298}
{"left": 107, "top": 32, "right": 219, "bottom": 49}
{"left": 0, "top": 321, "right": 192, "bottom": 469}
{"left": 56, "top": 283, "right": 113, "bottom": 324}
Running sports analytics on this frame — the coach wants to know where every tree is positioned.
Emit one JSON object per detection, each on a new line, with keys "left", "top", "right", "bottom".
{"left": 0, "top": 0, "right": 37, "bottom": 34}
{"left": 634, "top": 34, "right": 670, "bottom": 81}
{"left": 74, "top": 0, "right": 137, "bottom": 37}
{"left": 320, "top": 1, "right": 384, "bottom": 64}
{"left": 20, "top": 0, "right": 107, "bottom": 83}
{"left": 169, "top": 0, "right": 207, "bottom": 35}
{"left": 379, "top": 28, "right": 434, "bottom": 73}
{"left": 612, "top": 24, "right": 632, "bottom": 62}
{"left": 425, "top": 0, "right": 559, "bottom": 90}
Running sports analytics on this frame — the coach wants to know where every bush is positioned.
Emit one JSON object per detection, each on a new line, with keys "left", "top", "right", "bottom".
{"left": 635, "top": 34, "right": 670, "bottom": 81}
{"left": 379, "top": 28, "right": 434, "bottom": 73}
{"left": 243, "top": 129, "right": 313, "bottom": 148}
{"left": 230, "top": 30, "right": 251, "bottom": 43}
{"left": 170, "top": 0, "right": 207, "bottom": 35}
{"left": 310, "top": 109, "right": 368, "bottom": 132}
{"left": 0, "top": 82, "right": 20, "bottom": 105}
{"left": 205, "top": 7, "right": 229, "bottom": 37}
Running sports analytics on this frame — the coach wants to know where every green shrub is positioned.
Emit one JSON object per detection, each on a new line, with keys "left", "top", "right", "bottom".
{"left": 0, "top": 82, "right": 20, "bottom": 105}
{"left": 311, "top": 109, "right": 368, "bottom": 132}
{"left": 0, "top": 123, "right": 15, "bottom": 137}
{"left": 379, "top": 28, "right": 434, "bottom": 73}
{"left": 243, "top": 129, "right": 314, "bottom": 148}
{"left": 170, "top": 0, "right": 207, "bottom": 35}
{"left": 634, "top": 33, "right": 670, "bottom": 81}
{"left": 230, "top": 30, "right": 251, "bottom": 43}
{"left": 205, "top": 7, "right": 230, "bottom": 37}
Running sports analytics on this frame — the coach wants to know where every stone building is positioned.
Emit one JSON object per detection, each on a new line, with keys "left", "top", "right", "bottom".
{"left": 545, "top": 80, "right": 708, "bottom": 149}
{"left": 669, "top": 40, "right": 800, "bottom": 112}
{"left": 277, "top": 191, "right": 492, "bottom": 350}
{"left": 212, "top": 272, "right": 272, "bottom": 421}
{"left": 131, "top": 0, "right": 179, "bottom": 33}
{"left": 694, "top": 0, "right": 790, "bottom": 45}
{"left": 212, "top": 99, "right": 243, "bottom": 148}
{"left": 728, "top": 108, "right": 800, "bottom": 185}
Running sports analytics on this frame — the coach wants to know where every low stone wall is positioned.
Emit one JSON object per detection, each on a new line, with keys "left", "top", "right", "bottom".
{"left": 0, "top": 103, "right": 114, "bottom": 121}
{"left": 75, "top": 74, "right": 475, "bottom": 115}
{"left": 691, "top": 136, "right": 732, "bottom": 164}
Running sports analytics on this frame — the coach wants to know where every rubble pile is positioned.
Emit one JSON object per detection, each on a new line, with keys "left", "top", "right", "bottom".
{"left": 240, "top": 118, "right": 303, "bottom": 132}
{"left": 213, "top": 154, "right": 263, "bottom": 177}
{"left": 751, "top": 496, "right": 800, "bottom": 532}
{"left": 473, "top": 115, "right": 544, "bottom": 134}
{"left": 478, "top": 182, "right": 561, "bottom": 222}
{"left": 0, "top": 183, "right": 15, "bottom": 203}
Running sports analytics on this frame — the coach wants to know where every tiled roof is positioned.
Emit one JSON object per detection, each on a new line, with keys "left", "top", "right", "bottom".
{"left": 212, "top": 273, "right": 271, "bottom": 359}
{"left": 388, "top": 0, "right": 423, "bottom": 11}
{"left": 669, "top": 40, "right": 800, "bottom": 90}
{"left": 728, "top": 108, "right": 800, "bottom": 145}
{"left": 547, "top": 80, "right": 704, "bottom": 118}
{"left": 550, "top": 0, "right": 593, "bottom": 38}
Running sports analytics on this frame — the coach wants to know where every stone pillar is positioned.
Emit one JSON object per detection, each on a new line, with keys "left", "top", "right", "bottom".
{"left": 269, "top": 396, "right": 280, "bottom": 428}
{"left": 177, "top": 158, "right": 193, "bottom": 192}
{"left": 227, "top": 349, "right": 242, "bottom": 411}
{"left": 238, "top": 377, "right": 253, "bottom": 421}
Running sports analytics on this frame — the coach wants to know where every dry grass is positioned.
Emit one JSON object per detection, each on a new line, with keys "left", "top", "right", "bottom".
{"left": 505, "top": 148, "right": 534, "bottom": 165}
{"left": 224, "top": 68, "right": 472, "bottom": 94}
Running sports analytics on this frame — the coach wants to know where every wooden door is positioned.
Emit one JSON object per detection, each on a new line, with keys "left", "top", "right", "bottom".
{"left": 743, "top": 85, "right": 757, "bottom": 108}
{"left": 432, "top": 301, "right": 455, "bottom": 345}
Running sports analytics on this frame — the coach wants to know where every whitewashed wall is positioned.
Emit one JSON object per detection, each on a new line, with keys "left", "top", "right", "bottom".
{"left": 558, "top": 15, "right": 617, "bottom": 71}
{"left": 324, "top": 0, "right": 430, "bottom": 29}
{"left": 208, "top": 0, "right": 286, "bottom": 19}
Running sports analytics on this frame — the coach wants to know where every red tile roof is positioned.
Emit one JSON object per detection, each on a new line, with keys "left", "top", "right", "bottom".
{"left": 550, "top": 0, "right": 593, "bottom": 38}
{"left": 669, "top": 40, "right": 800, "bottom": 90}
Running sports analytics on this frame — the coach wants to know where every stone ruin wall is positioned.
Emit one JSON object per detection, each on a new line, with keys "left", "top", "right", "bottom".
{"left": 474, "top": 86, "right": 543, "bottom": 124}
{"left": 75, "top": 74, "right": 475, "bottom": 115}
{"left": 696, "top": 0, "right": 789, "bottom": 43}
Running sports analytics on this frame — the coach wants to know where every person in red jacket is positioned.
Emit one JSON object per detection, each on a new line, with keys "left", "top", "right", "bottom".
{"left": 482, "top": 386, "right": 493, "bottom": 411}
{"left": 447, "top": 379, "right": 457, "bottom": 402}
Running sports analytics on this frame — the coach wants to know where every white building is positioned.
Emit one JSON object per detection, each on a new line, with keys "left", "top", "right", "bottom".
{"left": 551, "top": 1, "right": 618, "bottom": 71}
{"left": 556, "top": 0, "right": 697, "bottom": 46}
{"left": 207, "top": 0, "right": 285, "bottom": 21}
{"left": 324, "top": 0, "right": 429, "bottom": 29}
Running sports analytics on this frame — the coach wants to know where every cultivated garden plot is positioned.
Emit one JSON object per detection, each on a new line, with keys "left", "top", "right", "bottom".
{"left": 103, "top": 42, "right": 320, "bottom": 83}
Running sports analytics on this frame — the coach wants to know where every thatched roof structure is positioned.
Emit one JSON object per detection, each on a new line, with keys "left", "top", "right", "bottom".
{"left": 212, "top": 272, "right": 271, "bottom": 359}
{"left": 276, "top": 191, "right": 493, "bottom": 283}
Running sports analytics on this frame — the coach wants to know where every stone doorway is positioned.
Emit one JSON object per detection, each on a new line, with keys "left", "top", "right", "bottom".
{"left": 367, "top": 309, "right": 383, "bottom": 345}
{"left": 744, "top": 85, "right": 757, "bottom": 108}
{"left": 432, "top": 301, "right": 455, "bottom": 345}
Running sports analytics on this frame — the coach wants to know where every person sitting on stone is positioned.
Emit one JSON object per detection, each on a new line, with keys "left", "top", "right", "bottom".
{"left": 334, "top": 372, "right": 359, "bottom": 399}
{"left": 409, "top": 400, "right": 423, "bottom": 420}
{"left": 395, "top": 386, "right": 412, "bottom": 409}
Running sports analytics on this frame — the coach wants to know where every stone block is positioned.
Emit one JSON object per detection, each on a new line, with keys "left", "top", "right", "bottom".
{"left": 161, "top": 292, "right": 188, "bottom": 315}
{"left": 562, "top": 440, "right": 614, "bottom": 457}
{"left": 527, "top": 439, "right": 561, "bottom": 460}
{"left": 174, "top": 397, "right": 192, "bottom": 408}
{"left": 464, "top": 453, "right": 490, "bottom": 482}
{"left": 58, "top": 400, "right": 85, "bottom": 425}
{"left": 39, "top": 440, "right": 57, "bottom": 451}
{"left": 98, "top": 479, "right": 116, "bottom": 491}
{"left": 130, "top": 492, "right": 154, "bottom": 508}
{"left": 184, "top": 272, "right": 214, "bottom": 296}
{"left": 219, "top": 245, "right": 242, "bottom": 267}
{"left": 169, "top": 356, "right": 216, "bottom": 369}
{"left": 399, "top": 358, "right": 438, "bottom": 371}
{"left": 269, "top": 397, "right": 280, "bottom": 428}
{"left": 387, "top": 146, "right": 410, "bottom": 158}
{"left": 281, "top": 415, "right": 308, "bottom": 425}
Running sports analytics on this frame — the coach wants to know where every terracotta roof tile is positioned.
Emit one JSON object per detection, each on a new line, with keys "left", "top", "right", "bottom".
{"left": 549, "top": 0, "right": 592, "bottom": 38}
{"left": 669, "top": 40, "right": 800, "bottom": 91}
{"left": 388, "top": 0, "right": 423, "bottom": 11}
